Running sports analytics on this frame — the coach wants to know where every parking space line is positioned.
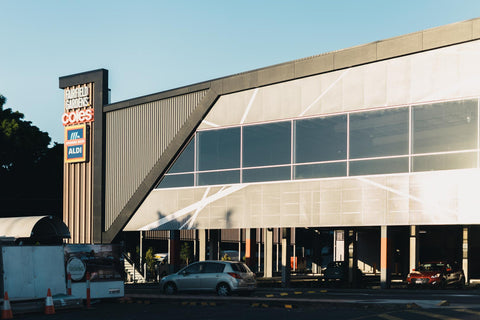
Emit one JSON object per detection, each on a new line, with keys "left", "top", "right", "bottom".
{"left": 453, "top": 309, "right": 480, "bottom": 316}
{"left": 377, "top": 313, "right": 403, "bottom": 320}
{"left": 280, "top": 293, "right": 289, "bottom": 296}
{"left": 265, "top": 294, "right": 274, "bottom": 298}
{"left": 407, "top": 310, "right": 462, "bottom": 320}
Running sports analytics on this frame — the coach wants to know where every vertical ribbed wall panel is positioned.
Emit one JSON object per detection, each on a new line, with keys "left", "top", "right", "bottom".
{"left": 104, "top": 90, "right": 207, "bottom": 230}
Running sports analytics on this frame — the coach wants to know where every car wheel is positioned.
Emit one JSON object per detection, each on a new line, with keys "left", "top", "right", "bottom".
{"left": 164, "top": 282, "right": 177, "bottom": 295}
{"left": 216, "top": 283, "right": 231, "bottom": 296}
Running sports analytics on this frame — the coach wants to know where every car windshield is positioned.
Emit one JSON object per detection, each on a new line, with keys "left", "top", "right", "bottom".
{"left": 418, "top": 263, "right": 445, "bottom": 272}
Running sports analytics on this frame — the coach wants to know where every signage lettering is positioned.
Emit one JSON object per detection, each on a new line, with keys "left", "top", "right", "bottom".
{"left": 62, "top": 108, "right": 94, "bottom": 126}
{"left": 65, "top": 124, "right": 88, "bottom": 163}
{"left": 65, "top": 85, "right": 90, "bottom": 110}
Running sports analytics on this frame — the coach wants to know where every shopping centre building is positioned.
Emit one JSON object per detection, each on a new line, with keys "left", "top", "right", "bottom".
{"left": 60, "top": 18, "right": 480, "bottom": 287}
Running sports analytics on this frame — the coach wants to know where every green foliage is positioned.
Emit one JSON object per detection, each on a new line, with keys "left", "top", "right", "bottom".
{"left": 145, "top": 247, "right": 156, "bottom": 271}
{"left": 221, "top": 253, "right": 232, "bottom": 261}
{"left": 0, "top": 94, "right": 63, "bottom": 217}
{"left": 180, "top": 242, "right": 191, "bottom": 265}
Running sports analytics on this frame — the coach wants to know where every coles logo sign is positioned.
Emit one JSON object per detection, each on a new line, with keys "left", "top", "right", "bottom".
{"left": 62, "top": 109, "right": 94, "bottom": 126}
{"left": 62, "top": 84, "right": 94, "bottom": 126}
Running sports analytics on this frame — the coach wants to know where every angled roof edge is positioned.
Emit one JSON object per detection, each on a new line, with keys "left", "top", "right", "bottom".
{"left": 102, "top": 88, "right": 220, "bottom": 243}
{"left": 105, "top": 17, "right": 480, "bottom": 111}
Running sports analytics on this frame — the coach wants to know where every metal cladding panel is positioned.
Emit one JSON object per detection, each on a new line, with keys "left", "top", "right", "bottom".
{"left": 105, "top": 90, "right": 207, "bottom": 230}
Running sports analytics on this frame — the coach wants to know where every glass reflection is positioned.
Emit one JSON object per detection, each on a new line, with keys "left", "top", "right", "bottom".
{"left": 350, "top": 108, "right": 408, "bottom": 159}
{"left": 197, "top": 127, "right": 240, "bottom": 171}
{"left": 295, "top": 115, "right": 347, "bottom": 163}
{"left": 243, "top": 121, "right": 291, "bottom": 167}
{"left": 412, "top": 100, "right": 478, "bottom": 154}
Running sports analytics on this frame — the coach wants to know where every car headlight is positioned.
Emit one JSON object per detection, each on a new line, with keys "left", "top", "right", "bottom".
{"left": 431, "top": 273, "right": 441, "bottom": 279}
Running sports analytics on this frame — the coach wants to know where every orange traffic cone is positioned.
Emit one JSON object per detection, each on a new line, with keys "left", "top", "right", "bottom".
{"left": 2, "top": 291, "right": 13, "bottom": 319}
{"left": 44, "top": 289, "right": 55, "bottom": 315}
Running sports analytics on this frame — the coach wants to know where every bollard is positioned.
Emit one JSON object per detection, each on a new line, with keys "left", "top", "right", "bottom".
{"left": 86, "top": 272, "right": 91, "bottom": 308}
{"left": 67, "top": 273, "right": 72, "bottom": 296}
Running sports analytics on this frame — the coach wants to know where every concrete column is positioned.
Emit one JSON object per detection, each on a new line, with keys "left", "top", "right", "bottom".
{"left": 281, "top": 228, "right": 291, "bottom": 288}
{"left": 169, "top": 230, "right": 180, "bottom": 273}
{"left": 347, "top": 229, "right": 358, "bottom": 287}
{"left": 139, "top": 231, "right": 144, "bottom": 271}
{"left": 245, "top": 228, "right": 257, "bottom": 270}
{"left": 463, "top": 226, "right": 469, "bottom": 284}
{"left": 264, "top": 228, "right": 274, "bottom": 277}
{"left": 409, "top": 226, "right": 419, "bottom": 272}
{"left": 334, "top": 230, "right": 345, "bottom": 261}
{"left": 380, "top": 226, "right": 391, "bottom": 289}
{"left": 198, "top": 230, "right": 208, "bottom": 261}
{"left": 209, "top": 229, "right": 221, "bottom": 260}
{"left": 238, "top": 229, "right": 242, "bottom": 262}
{"left": 258, "top": 229, "right": 262, "bottom": 272}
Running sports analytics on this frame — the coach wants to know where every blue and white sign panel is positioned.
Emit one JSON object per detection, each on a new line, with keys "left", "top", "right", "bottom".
{"left": 65, "top": 124, "right": 88, "bottom": 163}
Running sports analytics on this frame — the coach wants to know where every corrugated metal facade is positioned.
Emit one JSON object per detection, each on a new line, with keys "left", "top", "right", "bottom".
{"left": 104, "top": 90, "right": 208, "bottom": 230}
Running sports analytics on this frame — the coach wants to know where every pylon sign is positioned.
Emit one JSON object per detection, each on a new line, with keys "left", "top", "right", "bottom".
{"left": 65, "top": 124, "right": 88, "bottom": 163}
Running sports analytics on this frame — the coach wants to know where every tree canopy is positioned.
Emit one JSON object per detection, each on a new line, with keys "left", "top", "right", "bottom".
{"left": 0, "top": 94, "right": 63, "bottom": 218}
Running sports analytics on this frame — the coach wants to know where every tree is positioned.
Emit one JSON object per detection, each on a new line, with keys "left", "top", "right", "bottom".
{"left": 0, "top": 94, "right": 63, "bottom": 218}
{"left": 180, "top": 242, "right": 192, "bottom": 265}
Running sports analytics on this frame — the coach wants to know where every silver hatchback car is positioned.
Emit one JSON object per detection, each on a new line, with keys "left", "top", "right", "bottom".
{"left": 160, "top": 260, "right": 256, "bottom": 296}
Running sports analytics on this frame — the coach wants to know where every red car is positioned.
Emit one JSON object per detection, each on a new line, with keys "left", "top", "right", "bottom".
{"left": 406, "top": 262, "right": 465, "bottom": 288}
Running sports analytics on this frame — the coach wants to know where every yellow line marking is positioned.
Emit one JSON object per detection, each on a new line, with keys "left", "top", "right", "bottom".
{"left": 377, "top": 314, "right": 403, "bottom": 320}
{"left": 209, "top": 302, "right": 216, "bottom": 306}
{"left": 189, "top": 302, "right": 196, "bottom": 306}
{"left": 320, "top": 289, "right": 327, "bottom": 293}
{"left": 201, "top": 302, "right": 208, "bottom": 306}
{"left": 407, "top": 310, "right": 462, "bottom": 320}
{"left": 261, "top": 304, "right": 269, "bottom": 308}
{"left": 251, "top": 303, "right": 259, "bottom": 307}
{"left": 280, "top": 293, "right": 289, "bottom": 296}
{"left": 181, "top": 302, "right": 188, "bottom": 306}
{"left": 284, "top": 304, "right": 293, "bottom": 309}
{"left": 307, "top": 290, "right": 315, "bottom": 294}
{"left": 454, "top": 309, "right": 480, "bottom": 316}
{"left": 294, "top": 291, "right": 302, "bottom": 295}
{"left": 265, "top": 294, "right": 274, "bottom": 298}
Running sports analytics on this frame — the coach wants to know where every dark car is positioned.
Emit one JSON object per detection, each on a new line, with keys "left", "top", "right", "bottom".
{"left": 323, "top": 261, "right": 363, "bottom": 285}
{"left": 406, "top": 262, "right": 465, "bottom": 288}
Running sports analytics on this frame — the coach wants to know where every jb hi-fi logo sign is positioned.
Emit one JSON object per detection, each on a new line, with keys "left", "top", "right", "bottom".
{"left": 65, "top": 124, "right": 88, "bottom": 163}
{"left": 62, "top": 84, "right": 94, "bottom": 126}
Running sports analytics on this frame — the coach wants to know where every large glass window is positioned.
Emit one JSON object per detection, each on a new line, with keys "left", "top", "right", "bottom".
{"left": 243, "top": 122, "right": 291, "bottom": 167}
{"left": 197, "top": 170, "right": 240, "bottom": 186}
{"left": 350, "top": 108, "right": 409, "bottom": 159}
{"left": 295, "top": 115, "right": 347, "bottom": 163}
{"left": 197, "top": 127, "right": 240, "bottom": 171}
{"left": 169, "top": 138, "right": 194, "bottom": 173}
{"left": 412, "top": 100, "right": 478, "bottom": 154}
{"left": 349, "top": 157, "right": 409, "bottom": 176}
{"left": 412, "top": 152, "right": 477, "bottom": 172}
{"left": 294, "top": 162, "right": 347, "bottom": 180}
{"left": 157, "top": 174, "right": 194, "bottom": 189}
{"left": 243, "top": 166, "right": 291, "bottom": 183}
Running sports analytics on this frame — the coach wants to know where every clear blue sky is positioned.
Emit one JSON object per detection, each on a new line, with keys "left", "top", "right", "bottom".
{"left": 1, "top": 1, "right": 480, "bottom": 144}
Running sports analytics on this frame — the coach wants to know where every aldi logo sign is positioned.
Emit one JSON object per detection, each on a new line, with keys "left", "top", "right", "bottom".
{"left": 65, "top": 124, "right": 88, "bottom": 163}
